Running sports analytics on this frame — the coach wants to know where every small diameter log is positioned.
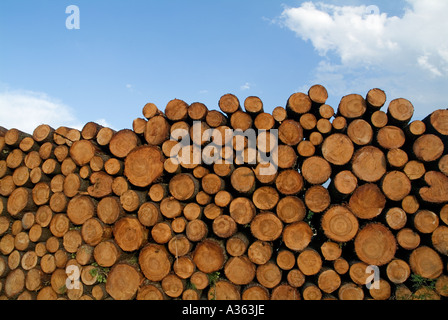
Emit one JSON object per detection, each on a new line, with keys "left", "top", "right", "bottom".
{"left": 366, "top": 88, "right": 387, "bottom": 110}
{"left": 272, "top": 107, "right": 287, "bottom": 123}
{"left": 385, "top": 207, "right": 407, "bottom": 231}
{"left": 354, "top": 223, "right": 397, "bottom": 266}
{"left": 317, "top": 268, "right": 341, "bottom": 294}
{"left": 67, "top": 195, "right": 95, "bottom": 225}
{"left": 230, "top": 167, "right": 256, "bottom": 195}
{"left": 229, "top": 197, "right": 256, "bottom": 226}
{"left": 387, "top": 149, "right": 409, "bottom": 169}
{"left": 432, "top": 226, "right": 448, "bottom": 255}
{"left": 330, "top": 170, "right": 358, "bottom": 199}
{"left": 297, "top": 249, "right": 322, "bottom": 276}
{"left": 252, "top": 186, "right": 279, "bottom": 211}
{"left": 347, "top": 119, "right": 373, "bottom": 146}
{"left": 69, "top": 140, "right": 97, "bottom": 167}
{"left": 413, "top": 210, "right": 439, "bottom": 234}
{"left": 386, "top": 259, "right": 411, "bottom": 284}
{"left": 278, "top": 120, "right": 304, "bottom": 146}
{"left": 404, "top": 160, "right": 426, "bottom": 180}
{"left": 304, "top": 185, "right": 330, "bottom": 214}
{"left": 275, "top": 169, "right": 304, "bottom": 196}
{"left": 226, "top": 233, "right": 249, "bottom": 257}
{"left": 81, "top": 121, "right": 103, "bottom": 140}
{"left": 256, "top": 261, "right": 282, "bottom": 289}
{"left": 423, "top": 109, "right": 448, "bottom": 136}
{"left": 308, "top": 84, "right": 328, "bottom": 105}
{"left": 248, "top": 241, "right": 272, "bottom": 265}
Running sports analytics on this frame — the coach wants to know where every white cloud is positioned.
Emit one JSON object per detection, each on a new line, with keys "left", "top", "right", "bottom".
{"left": 278, "top": 0, "right": 448, "bottom": 118}
{"left": 240, "top": 82, "right": 252, "bottom": 91}
{"left": 280, "top": 0, "right": 448, "bottom": 74}
{"left": 0, "top": 89, "right": 82, "bottom": 133}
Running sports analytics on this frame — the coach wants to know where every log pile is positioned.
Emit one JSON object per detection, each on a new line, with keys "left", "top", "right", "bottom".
{"left": 1, "top": 85, "right": 448, "bottom": 300}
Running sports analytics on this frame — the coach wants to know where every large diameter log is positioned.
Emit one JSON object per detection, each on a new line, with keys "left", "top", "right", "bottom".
{"left": 354, "top": 223, "right": 396, "bottom": 266}
{"left": 124, "top": 146, "right": 164, "bottom": 188}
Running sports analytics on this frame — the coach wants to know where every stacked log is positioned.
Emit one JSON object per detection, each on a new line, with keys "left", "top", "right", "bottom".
{"left": 0, "top": 86, "right": 447, "bottom": 300}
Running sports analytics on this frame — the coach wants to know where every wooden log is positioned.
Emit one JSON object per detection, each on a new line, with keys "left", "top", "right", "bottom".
{"left": 432, "top": 225, "right": 448, "bottom": 256}
{"left": 252, "top": 186, "right": 279, "bottom": 211}
{"left": 192, "top": 238, "right": 226, "bottom": 274}
{"left": 229, "top": 197, "right": 256, "bottom": 225}
{"left": 419, "top": 171, "right": 448, "bottom": 204}
{"left": 219, "top": 94, "right": 241, "bottom": 115}
{"left": 338, "top": 94, "right": 367, "bottom": 119}
{"left": 354, "top": 223, "right": 397, "bottom": 266}
{"left": 254, "top": 113, "right": 275, "bottom": 130}
{"left": 351, "top": 146, "right": 387, "bottom": 182}
{"left": 256, "top": 261, "right": 282, "bottom": 289}
{"left": 250, "top": 212, "right": 283, "bottom": 242}
{"left": 423, "top": 109, "right": 448, "bottom": 136}
{"left": 283, "top": 221, "right": 313, "bottom": 252}
{"left": 272, "top": 106, "right": 287, "bottom": 123}
{"left": 413, "top": 210, "right": 439, "bottom": 234}
{"left": 7, "top": 187, "right": 35, "bottom": 218}
{"left": 242, "top": 283, "right": 270, "bottom": 300}
{"left": 301, "top": 156, "right": 332, "bottom": 185}
{"left": 224, "top": 255, "right": 256, "bottom": 285}
{"left": 276, "top": 196, "right": 306, "bottom": 224}
{"left": 317, "top": 268, "right": 341, "bottom": 294}
{"left": 387, "top": 98, "right": 414, "bottom": 126}
{"left": 396, "top": 228, "right": 421, "bottom": 250}
{"left": 338, "top": 282, "right": 364, "bottom": 300}
{"left": 106, "top": 263, "right": 143, "bottom": 300}
{"left": 366, "top": 88, "right": 386, "bottom": 111}
{"left": 386, "top": 259, "right": 410, "bottom": 284}
{"left": 347, "top": 119, "right": 373, "bottom": 146}
{"left": 409, "top": 246, "right": 443, "bottom": 279}
{"left": 376, "top": 125, "right": 406, "bottom": 150}
{"left": 248, "top": 240, "right": 272, "bottom": 265}
{"left": 413, "top": 134, "right": 444, "bottom": 162}
{"left": 385, "top": 207, "right": 407, "bottom": 231}
{"left": 226, "top": 233, "right": 249, "bottom": 258}
{"left": 278, "top": 120, "right": 303, "bottom": 146}
{"left": 276, "top": 249, "right": 296, "bottom": 271}
{"left": 297, "top": 248, "right": 322, "bottom": 276}
{"left": 113, "top": 217, "right": 147, "bottom": 252}
{"left": 186, "top": 219, "right": 208, "bottom": 242}
{"left": 387, "top": 148, "right": 409, "bottom": 169}
{"left": 321, "top": 205, "right": 359, "bottom": 243}
{"left": 109, "top": 129, "right": 140, "bottom": 159}
{"left": 124, "top": 146, "right": 164, "bottom": 188}
{"left": 230, "top": 167, "right": 256, "bottom": 195}
{"left": 308, "top": 84, "right": 328, "bottom": 105}
{"left": 286, "top": 92, "right": 312, "bottom": 117}
{"left": 348, "top": 183, "right": 386, "bottom": 220}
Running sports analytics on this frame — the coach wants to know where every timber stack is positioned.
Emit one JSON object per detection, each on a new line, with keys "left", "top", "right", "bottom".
{"left": 1, "top": 85, "right": 448, "bottom": 300}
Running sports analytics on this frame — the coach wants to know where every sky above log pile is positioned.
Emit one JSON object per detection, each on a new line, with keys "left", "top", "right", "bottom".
{"left": 0, "top": 0, "right": 447, "bottom": 132}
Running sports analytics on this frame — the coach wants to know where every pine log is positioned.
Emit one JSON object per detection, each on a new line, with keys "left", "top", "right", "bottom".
{"left": 113, "top": 217, "right": 147, "bottom": 252}
{"left": 283, "top": 221, "right": 313, "bottom": 252}
{"left": 423, "top": 109, "right": 448, "bottom": 136}
{"left": 387, "top": 98, "right": 414, "bottom": 126}
{"left": 297, "top": 249, "right": 322, "bottom": 276}
{"left": 354, "top": 223, "right": 396, "bottom": 266}
{"left": 219, "top": 94, "right": 241, "bottom": 115}
{"left": 226, "top": 233, "right": 249, "bottom": 257}
{"left": 301, "top": 156, "right": 332, "bottom": 185}
{"left": 286, "top": 92, "right": 312, "bottom": 117}
{"left": 276, "top": 196, "right": 306, "bottom": 223}
{"left": 409, "top": 246, "right": 443, "bottom": 279}
{"left": 275, "top": 169, "right": 304, "bottom": 196}
{"left": 413, "top": 134, "right": 444, "bottom": 162}
{"left": 248, "top": 240, "right": 272, "bottom": 265}
{"left": 349, "top": 183, "right": 386, "bottom": 220}
{"left": 256, "top": 261, "right": 282, "bottom": 289}
{"left": 351, "top": 146, "right": 387, "bottom": 182}
{"left": 321, "top": 205, "right": 359, "bottom": 243}
{"left": 250, "top": 212, "right": 283, "bottom": 241}
{"left": 419, "top": 171, "right": 448, "bottom": 203}
{"left": 278, "top": 120, "right": 304, "bottom": 146}
{"left": 338, "top": 94, "right": 367, "bottom": 119}
{"left": 106, "top": 263, "right": 143, "bottom": 300}
{"left": 366, "top": 88, "right": 387, "bottom": 110}
{"left": 376, "top": 126, "right": 406, "bottom": 150}
{"left": 224, "top": 256, "right": 256, "bottom": 285}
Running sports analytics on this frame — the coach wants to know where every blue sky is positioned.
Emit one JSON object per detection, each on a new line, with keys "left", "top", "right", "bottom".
{"left": 1, "top": 0, "right": 447, "bottom": 132}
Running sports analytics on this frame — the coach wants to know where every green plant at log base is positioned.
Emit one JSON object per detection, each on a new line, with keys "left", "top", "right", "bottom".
{"left": 409, "top": 274, "right": 438, "bottom": 300}
{"left": 208, "top": 271, "right": 220, "bottom": 300}
{"left": 90, "top": 262, "right": 110, "bottom": 284}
